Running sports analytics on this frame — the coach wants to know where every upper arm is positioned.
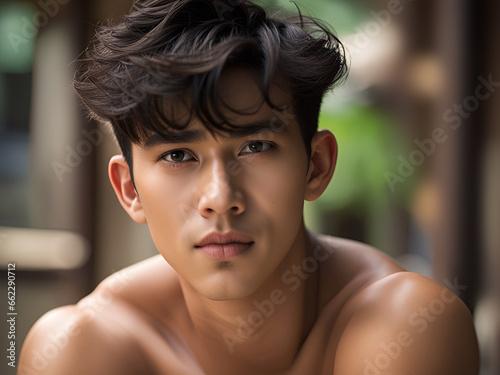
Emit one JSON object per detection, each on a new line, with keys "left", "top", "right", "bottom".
{"left": 333, "top": 272, "right": 479, "bottom": 375}
{"left": 19, "top": 304, "right": 146, "bottom": 375}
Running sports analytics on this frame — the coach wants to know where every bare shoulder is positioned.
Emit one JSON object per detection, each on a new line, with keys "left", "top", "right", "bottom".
{"left": 309, "top": 234, "right": 479, "bottom": 374}
{"left": 312, "top": 233, "right": 405, "bottom": 307}
{"left": 333, "top": 272, "right": 479, "bottom": 374}
{"left": 18, "top": 303, "right": 150, "bottom": 375}
{"left": 314, "top": 233, "right": 404, "bottom": 276}
{"left": 19, "top": 255, "right": 178, "bottom": 375}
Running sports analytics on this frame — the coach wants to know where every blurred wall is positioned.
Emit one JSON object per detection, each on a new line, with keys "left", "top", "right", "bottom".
{"left": 0, "top": 0, "right": 498, "bottom": 374}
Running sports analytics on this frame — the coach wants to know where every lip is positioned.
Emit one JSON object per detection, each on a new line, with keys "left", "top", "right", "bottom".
{"left": 195, "top": 232, "right": 254, "bottom": 260}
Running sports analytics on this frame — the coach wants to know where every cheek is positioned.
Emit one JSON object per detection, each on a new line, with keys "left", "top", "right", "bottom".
{"left": 135, "top": 169, "right": 195, "bottom": 245}
{"left": 259, "top": 167, "right": 304, "bottom": 210}
{"left": 139, "top": 174, "right": 177, "bottom": 215}
{"left": 249, "top": 153, "right": 307, "bottom": 228}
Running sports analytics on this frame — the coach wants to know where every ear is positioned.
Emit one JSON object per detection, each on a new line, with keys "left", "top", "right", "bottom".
{"left": 108, "top": 155, "right": 147, "bottom": 224}
{"left": 304, "top": 130, "right": 338, "bottom": 202}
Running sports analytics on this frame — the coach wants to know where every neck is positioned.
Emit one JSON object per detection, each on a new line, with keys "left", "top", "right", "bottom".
{"left": 179, "top": 223, "right": 319, "bottom": 373}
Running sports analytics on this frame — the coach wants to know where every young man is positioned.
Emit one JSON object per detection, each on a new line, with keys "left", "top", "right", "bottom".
{"left": 19, "top": 0, "right": 479, "bottom": 374}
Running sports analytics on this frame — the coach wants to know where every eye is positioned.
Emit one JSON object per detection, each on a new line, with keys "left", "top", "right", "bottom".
{"left": 160, "top": 150, "right": 195, "bottom": 164}
{"left": 241, "top": 141, "right": 274, "bottom": 154}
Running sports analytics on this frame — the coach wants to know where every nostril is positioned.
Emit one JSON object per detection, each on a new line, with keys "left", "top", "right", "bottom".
{"left": 197, "top": 188, "right": 246, "bottom": 216}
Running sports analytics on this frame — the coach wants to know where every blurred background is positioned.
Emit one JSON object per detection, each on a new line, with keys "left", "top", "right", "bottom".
{"left": 0, "top": 0, "right": 498, "bottom": 373}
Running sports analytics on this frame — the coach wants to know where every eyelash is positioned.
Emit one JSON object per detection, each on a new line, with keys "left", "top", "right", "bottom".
{"left": 240, "top": 141, "right": 275, "bottom": 155}
{"left": 158, "top": 141, "right": 276, "bottom": 167}
{"left": 158, "top": 149, "right": 196, "bottom": 168}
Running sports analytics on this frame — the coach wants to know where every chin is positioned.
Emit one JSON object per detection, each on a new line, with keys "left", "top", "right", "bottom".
{"left": 196, "top": 273, "right": 264, "bottom": 301}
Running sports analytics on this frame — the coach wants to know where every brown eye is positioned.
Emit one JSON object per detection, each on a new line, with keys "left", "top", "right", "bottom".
{"left": 243, "top": 141, "right": 273, "bottom": 154}
{"left": 249, "top": 142, "right": 264, "bottom": 153}
{"left": 170, "top": 151, "right": 186, "bottom": 162}
{"left": 161, "top": 150, "right": 194, "bottom": 163}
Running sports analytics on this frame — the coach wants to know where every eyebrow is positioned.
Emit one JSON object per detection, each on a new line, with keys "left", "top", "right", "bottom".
{"left": 142, "top": 130, "right": 206, "bottom": 149}
{"left": 141, "top": 121, "right": 290, "bottom": 149}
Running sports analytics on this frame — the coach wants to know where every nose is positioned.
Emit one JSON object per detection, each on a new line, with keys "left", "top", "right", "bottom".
{"left": 197, "top": 160, "right": 246, "bottom": 217}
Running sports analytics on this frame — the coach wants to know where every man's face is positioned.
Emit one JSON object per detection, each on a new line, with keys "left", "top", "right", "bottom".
{"left": 130, "top": 68, "right": 310, "bottom": 300}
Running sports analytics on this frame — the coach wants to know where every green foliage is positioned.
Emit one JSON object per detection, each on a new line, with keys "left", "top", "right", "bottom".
{"left": 271, "top": 0, "right": 365, "bottom": 35}
{"left": 313, "top": 104, "right": 411, "bottom": 211}
{"left": 0, "top": 2, "right": 37, "bottom": 73}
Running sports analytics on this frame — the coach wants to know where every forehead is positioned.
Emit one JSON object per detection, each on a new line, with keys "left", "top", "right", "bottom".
{"left": 137, "top": 67, "right": 295, "bottom": 147}
{"left": 216, "top": 67, "right": 293, "bottom": 118}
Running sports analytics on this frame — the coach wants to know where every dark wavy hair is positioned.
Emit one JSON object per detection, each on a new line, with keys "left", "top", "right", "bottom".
{"left": 74, "top": 0, "right": 348, "bottom": 176}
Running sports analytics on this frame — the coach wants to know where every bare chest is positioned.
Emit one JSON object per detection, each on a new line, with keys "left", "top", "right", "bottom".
{"left": 130, "top": 301, "right": 347, "bottom": 375}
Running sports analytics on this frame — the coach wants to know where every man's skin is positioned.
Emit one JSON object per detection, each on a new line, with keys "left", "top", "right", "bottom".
{"left": 19, "top": 68, "right": 479, "bottom": 375}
